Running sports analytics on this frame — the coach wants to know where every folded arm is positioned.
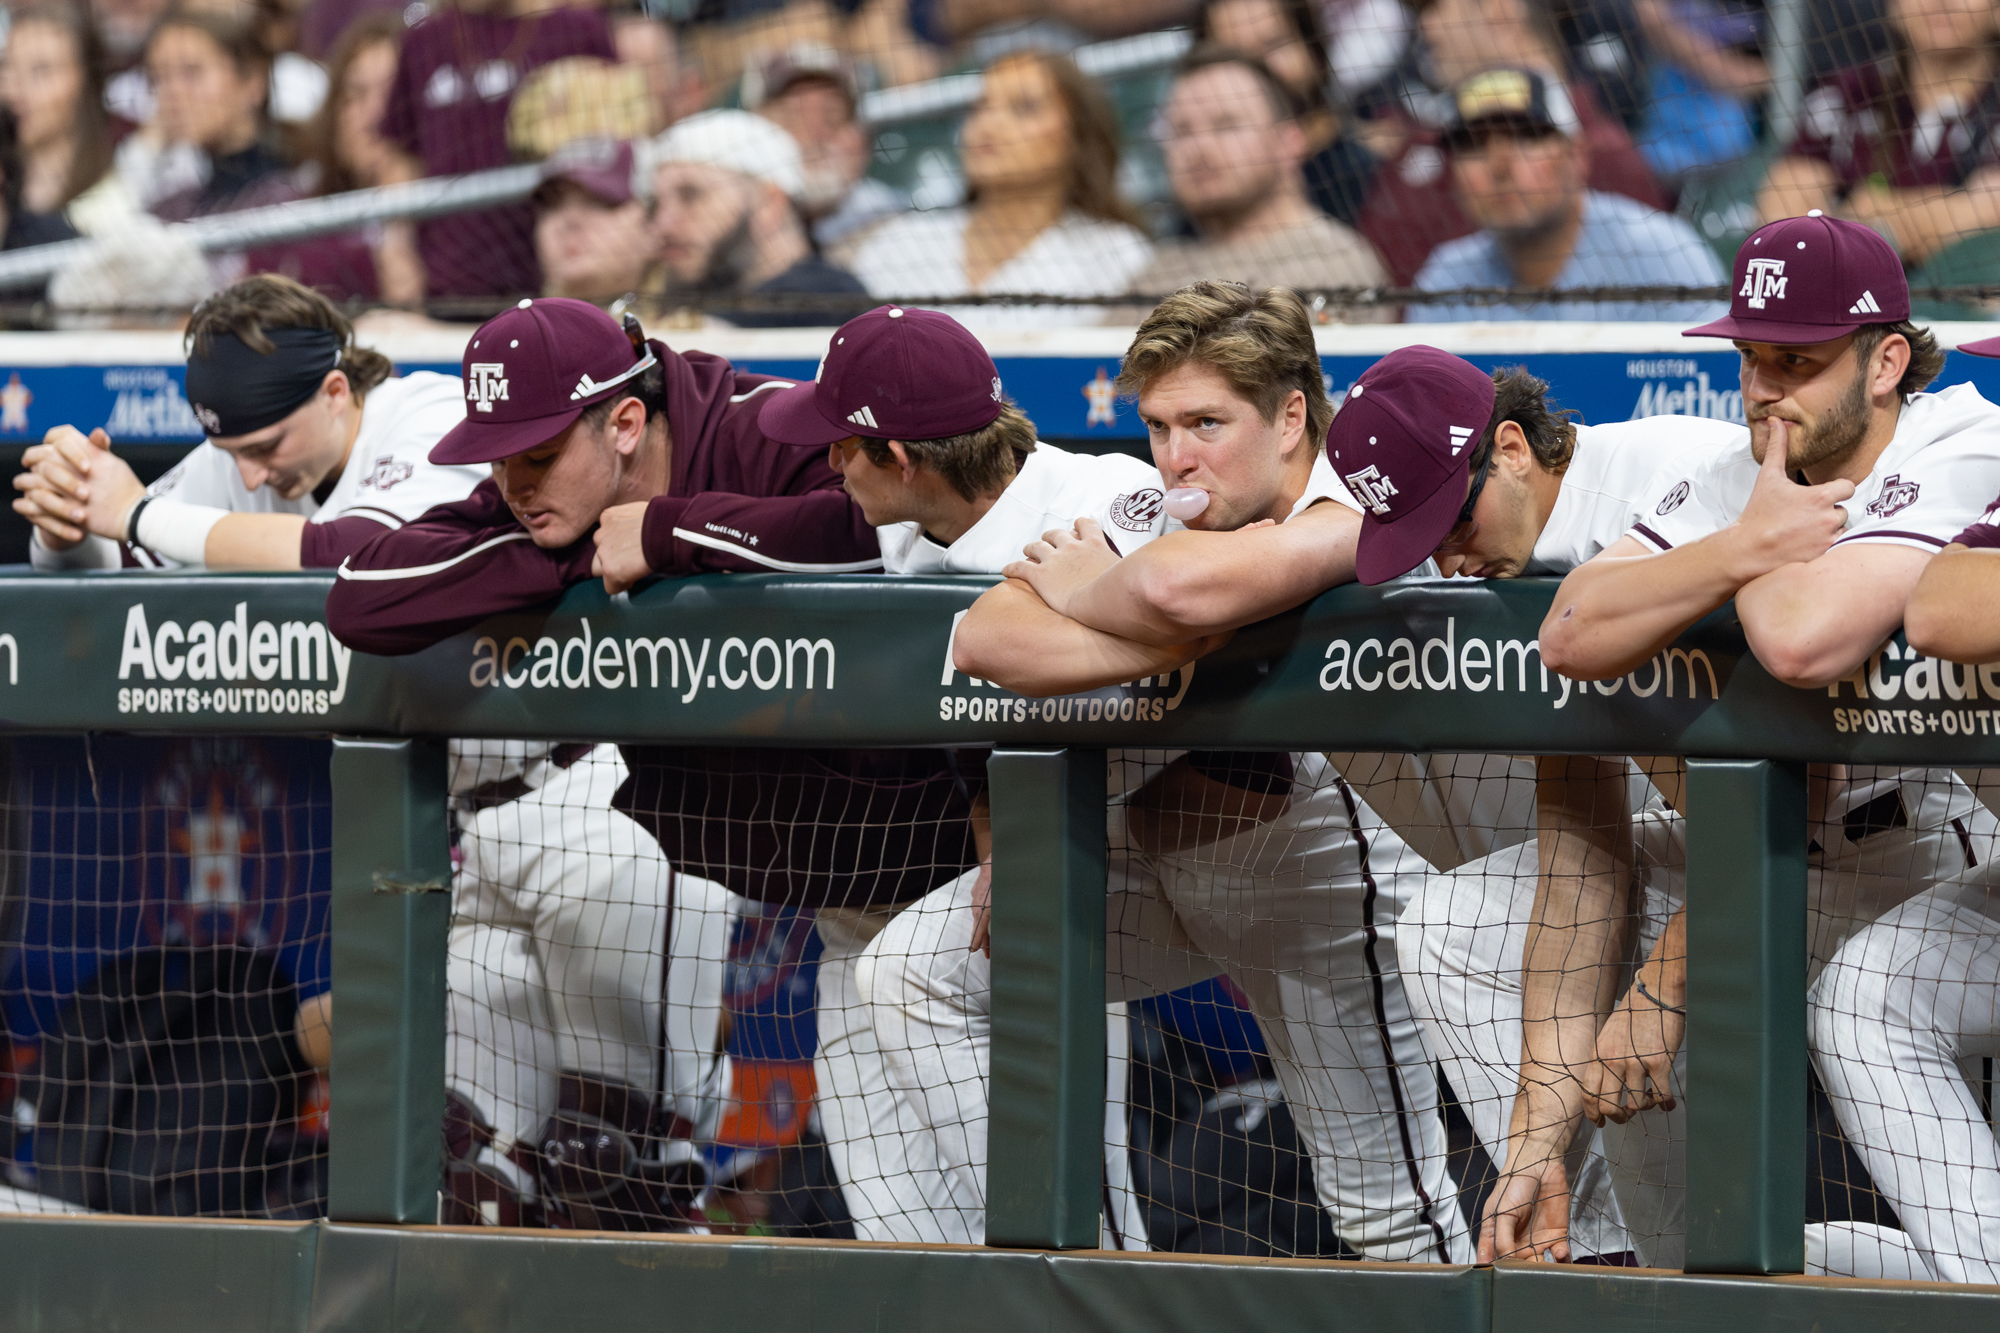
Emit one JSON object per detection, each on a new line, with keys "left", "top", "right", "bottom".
{"left": 1014, "top": 502, "right": 1359, "bottom": 647}
{"left": 1734, "top": 542, "right": 1929, "bottom": 687}
{"left": 1907, "top": 544, "right": 2000, "bottom": 662}
{"left": 1538, "top": 534, "right": 1751, "bottom": 679}
{"left": 953, "top": 577, "right": 1219, "bottom": 697}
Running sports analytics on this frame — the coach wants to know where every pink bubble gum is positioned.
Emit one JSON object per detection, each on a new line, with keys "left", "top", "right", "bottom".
{"left": 1164, "top": 488, "right": 1210, "bottom": 521}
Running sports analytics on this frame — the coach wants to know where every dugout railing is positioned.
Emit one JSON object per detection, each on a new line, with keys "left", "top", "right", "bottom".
{"left": 2, "top": 568, "right": 1998, "bottom": 1332}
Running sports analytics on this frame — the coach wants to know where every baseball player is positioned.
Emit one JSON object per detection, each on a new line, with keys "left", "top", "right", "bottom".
{"left": 1810, "top": 329, "right": 2000, "bottom": 1284}
{"left": 961, "top": 285, "right": 1504, "bottom": 1263}
{"left": 757, "top": 303, "right": 1219, "bottom": 1246}
{"left": 1323, "top": 345, "right": 1743, "bottom": 1266}
{"left": 1433, "top": 215, "right": 2000, "bottom": 1272}
{"left": 330, "top": 300, "right": 992, "bottom": 1243}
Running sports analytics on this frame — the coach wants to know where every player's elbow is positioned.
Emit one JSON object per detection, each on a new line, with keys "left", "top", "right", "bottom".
{"left": 1124, "top": 559, "right": 1218, "bottom": 641}
{"left": 1751, "top": 641, "right": 1845, "bottom": 690}
{"left": 1905, "top": 585, "right": 1978, "bottom": 662}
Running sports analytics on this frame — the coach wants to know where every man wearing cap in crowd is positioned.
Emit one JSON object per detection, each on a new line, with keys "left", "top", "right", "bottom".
{"left": 956, "top": 282, "right": 1545, "bottom": 1263}
{"left": 1407, "top": 213, "right": 2000, "bottom": 1277}
{"left": 641, "top": 108, "right": 870, "bottom": 329}
{"left": 533, "top": 138, "right": 657, "bottom": 307}
{"left": 759, "top": 301, "right": 1219, "bottom": 1247}
{"left": 742, "top": 44, "right": 909, "bottom": 253}
{"left": 1409, "top": 68, "right": 1724, "bottom": 324}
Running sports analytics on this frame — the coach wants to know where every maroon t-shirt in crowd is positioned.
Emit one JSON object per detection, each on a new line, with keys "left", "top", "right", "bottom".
{"left": 378, "top": 6, "right": 614, "bottom": 298}
{"left": 1357, "top": 81, "right": 1670, "bottom": 287}
{"left": 1788, "top": 60, "right": 2000, "bottom": 191}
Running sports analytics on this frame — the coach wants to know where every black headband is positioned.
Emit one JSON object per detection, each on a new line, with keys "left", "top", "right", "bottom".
{"left": 184, "top": 327, "right": 343, "bottom": 439}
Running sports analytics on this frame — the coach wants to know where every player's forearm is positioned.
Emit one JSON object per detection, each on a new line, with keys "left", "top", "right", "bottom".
{"left": 1908, "top": 546, "right": 2000, "bottom": 662}
{"left": 1540, "top": 537, "right": 1755, "bottom": 678}
{"left": 1623, "top": 909, "right": 1686, "bottom": 1013}
{"left": 201, "top": 513, "right": 307, "bottom": 571}
{"left": 956, "top": 577, "right": 1206, "bottom": 696}
{"left": 1736, "top": 546, "right": 1922, "bottom": 687}
{"left": 1064, "top": 510, "right": 1360, "bottom": 645}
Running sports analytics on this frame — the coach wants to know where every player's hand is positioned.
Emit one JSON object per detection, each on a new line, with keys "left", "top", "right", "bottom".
{"left": 591, "top": 501, "right": 652, "bottom": 594}
{"left": 1001, "top": 518, "right": 1122, "bottom": 618}
{"left": 1581, "top": 986, "right": 1684, "bottom": 1126}
{"left": 12, "top": 426, "right": 138, "bottom": 549}
{"left": 1478, "top": 1146, "right": 1574, "bottom": 1263}
{"left": 967, "top": 857, "right": 993, "bottom": 958}
{"left": 1733, "top": 416, "right": 1854, "bottom": 579}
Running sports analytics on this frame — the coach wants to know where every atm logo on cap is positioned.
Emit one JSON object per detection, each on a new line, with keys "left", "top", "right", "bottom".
{"left": 1344, "top": 465, "right": 1399, "bottom": 515}
{"left": 468, "top": 363, "right": 509, "bottom": 414}
{"left": 1741, "top": 258, "right": 1787, "bottom": 309}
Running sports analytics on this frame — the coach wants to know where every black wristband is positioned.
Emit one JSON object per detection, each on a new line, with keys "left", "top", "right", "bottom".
{"left": 1634, "top": 977, "right": 1686, "bottom": 1016}
{"left": 125, "top": 494, "right": 154, "bottom": 547}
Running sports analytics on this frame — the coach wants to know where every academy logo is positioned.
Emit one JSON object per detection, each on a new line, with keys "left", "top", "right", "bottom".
{"left": 467, "top": 363, "right": 509, "bottom": 414}
{"left": 1849, "top": 290, "right": 1883, "bottom": 315}
{"left": 1867, "top": 473, "right": 1920, "bottom": 518}
{"left": 1343, "top": 464, "right": 1399, "bottom": 516}
{"left": 1448, "top": 425, "right": 1473, "bottom": 456}
{"left": 1740, "top": 257, "right": 1787, "bottom": 309}
{"left": 1109, "top": 488, "right": 1165, "bottom": 532}
{"left": 1656, "top": 481, "right": 1690, "bottom": 515}
{"left": 847, "top": 405, "right": 879, "bottom": 429}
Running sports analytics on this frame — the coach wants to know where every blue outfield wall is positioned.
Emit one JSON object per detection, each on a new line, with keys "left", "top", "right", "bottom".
{"left": 7, "top": 322, "right": 2000, "bottom": 447}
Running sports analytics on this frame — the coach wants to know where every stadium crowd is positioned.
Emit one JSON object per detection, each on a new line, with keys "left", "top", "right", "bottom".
{"left": 0, "top": 0, "right": 1991, "bottom": 319}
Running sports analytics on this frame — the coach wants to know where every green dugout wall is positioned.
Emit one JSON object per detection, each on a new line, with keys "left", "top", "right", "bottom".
{"left": 1, "top": 571, "right": 1997, "bottom": 1330}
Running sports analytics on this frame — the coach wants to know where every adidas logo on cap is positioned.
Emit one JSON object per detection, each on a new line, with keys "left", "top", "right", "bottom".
{"left": 1850, "top": 290, "right": 1883, "bottom": 315}
{"left": 847, "top": 405, "right": 879, "bottom": 428}
{"left": 1448, "top": 424, "right": 1474, "bottom": 456}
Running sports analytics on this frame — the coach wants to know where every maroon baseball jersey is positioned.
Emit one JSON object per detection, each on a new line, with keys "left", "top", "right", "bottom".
{"left": 1788, "top": 60, "right": 2000, "bottom": 191}
{"left": 326, "top": 341, "right": 882, "bottom": 656}
{"left": 378, "top": 7, "right": 614, "bottom": 298}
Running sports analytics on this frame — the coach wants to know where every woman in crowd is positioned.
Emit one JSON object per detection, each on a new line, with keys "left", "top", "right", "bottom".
{"left": 247, "top": 13, "right": 421, "bottom": 302}
{"left": 0, "top": 4, "right": 137, "bottom": 236}
{"left": 1198, "top": 0, "right": 1378, "bottom": 226}
{"left": 143, "top": 8, "right": 296, "bottom": 223}
{"left": 1756, "top": 0, "right": 2000, "bottom": 266}
{"left": 847, "top": 48, "right": 1152, "bottom": 327}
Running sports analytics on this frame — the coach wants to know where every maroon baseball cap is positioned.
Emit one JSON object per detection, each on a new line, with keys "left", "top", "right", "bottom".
{"left": 1957, "top": 335, "right": 2000, "bottom": 358}
{"left": 431, "top": 298, "right": 658, "bottom": 465}
{"left": 1327, "top": 346, "right": 1498, "bottom": 586}
{"left": 531, "top": 137, "right": 637, "bottom": 209}
{"left": 759, "top": 305, "right": 1005, "bottom": 447}
{"left": 1684, "top": 211, "right": 1909, "bottom": 345}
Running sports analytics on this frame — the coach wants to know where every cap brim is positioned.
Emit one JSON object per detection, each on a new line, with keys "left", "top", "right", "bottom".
{"left": 759, "top": 379, "right": 854, "bottom": 447}
{"left": 1683, "top": 313, "right": 1867, "bottom": 344}
{"left": 1958, "top": 336, "right": 2000, "bottom": 359}
{"left": 429, "top": 405, "right": 586, "bottom": 465}
{"left": 1354, "top": 470, "right": 1470, "bottom": 586}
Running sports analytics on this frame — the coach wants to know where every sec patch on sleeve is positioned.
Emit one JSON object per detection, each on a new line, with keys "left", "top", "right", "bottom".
{"left": 1109, "top": 488, "right": 1164, "bottom": 531}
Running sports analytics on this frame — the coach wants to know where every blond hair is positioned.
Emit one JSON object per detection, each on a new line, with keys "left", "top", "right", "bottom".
{"left": 1116, "top": 282, "right": 1331, "bottom": 453}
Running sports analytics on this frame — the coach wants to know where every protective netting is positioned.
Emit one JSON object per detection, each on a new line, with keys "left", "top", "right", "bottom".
{"left": 0, "top": 736, "right": 330, "bottom": 1220}
{"left": 9, "top": 730, "right": 1999, "bottom": 1281}
{"left": 13, "top": 0, "right": 2000, "bottom": 326}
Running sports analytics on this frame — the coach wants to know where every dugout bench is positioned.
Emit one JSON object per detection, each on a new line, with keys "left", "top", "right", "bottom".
{"left": 0, "top": 569, "right": 1996, "bottom": 1332}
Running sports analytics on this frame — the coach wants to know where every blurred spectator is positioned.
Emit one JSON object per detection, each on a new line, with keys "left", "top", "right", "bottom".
{"left": 144, "top": 10, "right": 298, "bottom": 223}
{"left": 906, "top": 0, "right": 1193, "bottom": 57}
{"left": 93, "top": 0, "right": 176, "bottom": 70}
{"left": 1409, "top": 68, "right": 1724, "bottom": 320}
{"left": 1324, "top": 0, "right": 1414, "bottom": 102}
{"left": 641, "top": 108, "right": 870, "bottom": 327}
{"left": 1354, "top": 0, "right": 1668, "bottom": 285}
{"left": 0, "top": 5, "right": 140, "bottom": 237}
{"left": 848, "top": 49, "right": 1151, "bottom": 327}
{"left": 684, "top": 0, "right": 940, "bottom": 99}
{"left": 246, "top": 12, "right": 421, "bottom": 301}
{"left": 1198, "top": 0, "right": 1379, "bottom": 226}
{"left": 534, "top": 137, "right": 654, "bottom": 304}
{"left": 1127, "top": 49, "right": 1389, "bottom": 317}
{"left": 614, "top": 11, "right": 705, "bottom": 135}
{"left": 743, "top": 44, "right": 907, "bottom": 250}
{"left": 505, "top": 55, "right": 655, "bottom": 159}
{"left": 1632, "top": 0, "right": 1764, "bottom": 180}
{"left": 298, "top": 0, "right": 405, "bottom": 61}
{"left": 0, "top": 104, "right": 79, "bottom": 252}
{"left": 1757, "top": 0, "right": 2000, "bottom": 266}
{"left": 379, "top": 0, "right": 615, "bottom": 303}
